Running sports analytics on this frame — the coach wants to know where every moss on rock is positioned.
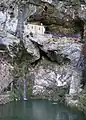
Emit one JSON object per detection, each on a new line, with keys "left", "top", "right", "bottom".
{"left": 78, "top": 94, "right": 86, "bottom": 115}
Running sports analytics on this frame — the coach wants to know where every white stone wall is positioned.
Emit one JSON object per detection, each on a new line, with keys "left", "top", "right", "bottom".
{"left": 41, "top": 0, "right": 52, "bottom": 4}
{"left": 25, "top": 24, "right": 45, "bottom": 35}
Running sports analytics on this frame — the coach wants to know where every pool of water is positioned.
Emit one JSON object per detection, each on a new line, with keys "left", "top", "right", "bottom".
{"left": 0, "top": 100, "right": 86, "bottom": 120}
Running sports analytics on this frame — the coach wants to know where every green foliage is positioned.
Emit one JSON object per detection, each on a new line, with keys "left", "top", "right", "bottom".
{"left": 9, "top": 87, "right": 23, "bottom": 100}
{"left": 27, "top": 87, "right": 32, "bottom": 96}
{"left": 78, "top": 94, "right": 86, "bottom": 115}
{"left": 9, "top": 41, "right": 31, "bottom": 77}
{"left": 50, "top": 87, "right": 68, "bottom": 102}
{"left": 80, "top": 94, "right": 86, "bottom": 105}
{"left": 9, "top": 41, "right": 32, "bottom": 99}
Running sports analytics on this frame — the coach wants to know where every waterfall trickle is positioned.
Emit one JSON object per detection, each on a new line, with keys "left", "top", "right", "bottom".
{"left": 23, "top": 79, "right": 27, "bottom": 101}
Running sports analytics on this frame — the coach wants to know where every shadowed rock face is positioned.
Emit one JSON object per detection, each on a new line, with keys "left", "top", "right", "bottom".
{"left": 29, "top": 4, "right": 74, "bottom": 26}
{"left": 29, "top": 1, "right": 85, "bottom": 37}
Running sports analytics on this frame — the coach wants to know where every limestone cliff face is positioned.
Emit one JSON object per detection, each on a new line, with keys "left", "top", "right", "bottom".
{"left": 0, "top": 32, "right": 82, "bottom": 103}
{"left": 0, "top": 0, "right": 86, "bottom": 106}
{"left": 29, "top": 1, "right": 86, "bottom": 37}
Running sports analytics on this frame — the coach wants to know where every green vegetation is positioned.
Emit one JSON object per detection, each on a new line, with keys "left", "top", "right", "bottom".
{"left": 9, "top": 41, "right": 32, "bottom": 99}
{"left": 78, "top": 94, "right": 86, "bottom": 115}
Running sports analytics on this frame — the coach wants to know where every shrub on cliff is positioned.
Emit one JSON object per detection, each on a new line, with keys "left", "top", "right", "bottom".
{"left": 78, "top": 94, "right": 86, "bottom": 115}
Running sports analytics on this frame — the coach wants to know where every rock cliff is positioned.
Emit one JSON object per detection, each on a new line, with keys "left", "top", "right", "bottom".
{"left": 0, "top": 0, "right": 86, "bottom": 114}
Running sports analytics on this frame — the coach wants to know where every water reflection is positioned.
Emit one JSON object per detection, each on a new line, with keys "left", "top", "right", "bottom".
{"left": 0, "top": 100, "right": 85, "bottom": 120}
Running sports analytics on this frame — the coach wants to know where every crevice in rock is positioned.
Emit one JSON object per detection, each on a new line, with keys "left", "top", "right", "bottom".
{"left": 30, "top": 40, "right": 71, "bottom": 67}
{"left": 73, "top": 16, "right": 85, "bottom": 39}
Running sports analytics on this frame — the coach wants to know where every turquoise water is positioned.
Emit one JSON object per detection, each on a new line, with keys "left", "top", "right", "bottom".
{"left": 0, "top": 100, "right": 86, "bottom": 120}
